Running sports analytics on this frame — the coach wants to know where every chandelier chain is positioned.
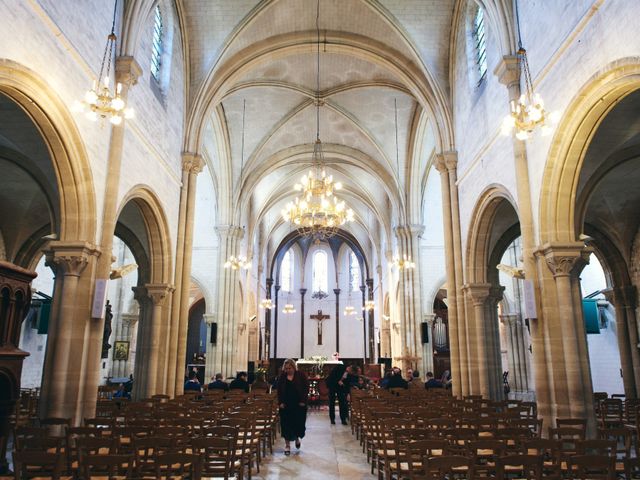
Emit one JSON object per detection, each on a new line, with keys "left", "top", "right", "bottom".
{"left": 316, "top": 0, "right": 320, "bottom": 143}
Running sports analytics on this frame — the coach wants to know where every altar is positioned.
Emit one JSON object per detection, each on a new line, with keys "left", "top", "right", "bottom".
{"left": 296, "top": 359, "right": 343, "bottom": 378}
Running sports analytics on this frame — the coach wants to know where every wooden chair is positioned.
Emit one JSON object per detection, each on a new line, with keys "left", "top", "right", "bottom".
{"left": 133, "top": 436, "right": 177, "bottom": 478}
{"left": 522, "top": 438, "right": 562, "bottom": 480}
{"left": 625, "top": 456, "right": 640, "bottom": 479}
{"left": 423, "top": 455, "right": 474, "bottom": 479}
{"left": 191, "top": 436, "right": 238, "bottom": 480}
{"left": 496, "top": 454, "right": 542, "bottom": 480}
{"left": 468, "top": 439, "right": 506, "bottom": 478}
{"left": 39, "top": 417, "right": 71, "bottom": 437}
{"left": 13, "top": 451, "right": 65, "bottom": 479}
{"left": 597, "top": 426, "right": 632, "bottom": 460}
{"left": 78, "top": 453, "right": 132, "bottom": 479}
{"left": 155, "top": 452, "right": 202, "bottom": 479}
{"left": 568, "top": 454, "right": 616, "bottom": 479}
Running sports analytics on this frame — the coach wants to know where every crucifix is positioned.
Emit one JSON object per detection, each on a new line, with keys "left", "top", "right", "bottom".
{"left": 310, "top": 310, "right": 330, "bottom": 345}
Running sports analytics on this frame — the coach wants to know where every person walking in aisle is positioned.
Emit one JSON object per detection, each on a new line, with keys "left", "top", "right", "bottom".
{"left": 276, "top": 358, "right": 309, "bottom": 455}
{"left": 325, "top": 363, "right": 352, "bottom": 425}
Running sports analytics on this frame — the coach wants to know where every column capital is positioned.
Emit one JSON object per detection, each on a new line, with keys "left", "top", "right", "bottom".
{"left": 488, "top": 285, "right": 506, "bottom": 303}
{"left": 333, "top": 288, "right": 341, "bottom": 296}
{"left": 299, "top": 288, "right": 307, "bottom": 296}
{"left": 203, "top": 314, "right": 215, "bottom": 325}
{"left": 266, "top": 278, "right": 274, "bottom": 288}
{"left": 181, "top": 152, "right": 205, "bottom": 174}
{"left": 215, "top": 224, "right": 244, "bottom": 240}
{"left": 44, "top": 241, "right": 99, "bottom": 277}
{"left": 393, "top": 224, "right": 425, "bottom": 239}
{"left": 499, "top": 313, "right": 519, "bottom": 326}
{"left": 115, "top": 56, "right": 142, "bottom": 86}
{"left": 536, "top": 242, "right": 592, "bottom": 278}
{"left": 121, "top": 313, "right": 138, "bottom": 326}
{"left": 132, "top": 285, "right": 149, "bottom": 304}
{"left": 463, "top": 282, "right": 492, "bottom": 306}
{"left": 435, "top": 151, "right": 458, "bottom": 172}
{"left": 494, "top": 55, "right": 520, "bottom": 89}
{"left": 145, "top": 283, "right": 174, "bottom": 306}
{"left": 424, "top": 313, "right": 436, "bottom": 326}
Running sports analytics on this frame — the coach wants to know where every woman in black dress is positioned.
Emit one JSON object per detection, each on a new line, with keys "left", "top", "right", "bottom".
{"left": 276, "top": 358, "right": 309, "bottom": 455}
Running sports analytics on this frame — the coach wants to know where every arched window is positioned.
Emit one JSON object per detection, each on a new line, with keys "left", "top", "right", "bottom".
{"left": 349, "top": 251, "right": 360, "bottom": 292}
{"left": 312, "top": 250, "right": 328, "bottom": 293}
{"left": 150, "top": 5, "right": 164, "bottom": 82}
{"left": 281, "top": 250, "right": 293, "bottom": 292}
{"left": 473, "top": 6, "right": 487, "bottom": 83}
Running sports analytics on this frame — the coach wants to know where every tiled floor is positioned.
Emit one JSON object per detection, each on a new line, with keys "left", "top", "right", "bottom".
{"left": 255, "top": 410, "right": 374, "bottom": 479}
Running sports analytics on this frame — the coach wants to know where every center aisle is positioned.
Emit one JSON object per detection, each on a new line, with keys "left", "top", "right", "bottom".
{"left": 254, "top": 409, "right": 374, "bottom": 479}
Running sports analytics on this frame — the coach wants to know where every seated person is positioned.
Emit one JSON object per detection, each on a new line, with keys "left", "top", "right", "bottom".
{"left": 207, "top": 373, "right": 229, "bottom": 391}
{"left": 184, "top": 370, "right": 202, "bottom": 392}
{"left": 385, "top": 367, "right": 409, "bottom": 389}
{"left": 424, "top": 371, "right": 443, "bottom": 389}
{"left": 229, "top": 371, "right": 250, "bottom": 393}
{"left": 113, "top": 383, "right": 130, "bottom": 399}
{"left": 408, "top": 370, "right": 423, "bottom": 389}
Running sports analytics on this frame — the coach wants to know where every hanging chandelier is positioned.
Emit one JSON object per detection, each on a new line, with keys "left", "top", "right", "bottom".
{"left": 344, "top": 305, "right": 356, "bottom": 316}
{"left": 282, "top": 304, "right": 296, "bottom": 314}
{"left": 224, "top": 255, "right": 251, "bottom": 270}
{"left": 280, "top": 0, "right": 354, "bottom": 238}
{"left": 259, "top": 298, "right": 274, "bottom": 310}
{"left": 72, "top": 0, "right": 133, "bottom": 125}
{"left": 501, "top": 0, "right": 557, "bottom": 140}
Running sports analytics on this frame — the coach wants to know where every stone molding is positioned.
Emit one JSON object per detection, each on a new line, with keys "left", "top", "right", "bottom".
{"left": 215, "top": 225, "right": 244, "bottom": 240}
{"left": 181, "top": 152, "right": 205, "bottom": 174}
{"left": 115, "top": 56, "right": 142, "bottom": 87}
{"left": 145, "top": 283, "right": 175, "bottom": 306}
{"left": 43, "top": 241, "right": 99, "bottom": 277}
{"left": 494, "top": 55, "right": 520, "bottom": 88}
{"left": 536, "top": 242, "right": 592, "bottom": 278}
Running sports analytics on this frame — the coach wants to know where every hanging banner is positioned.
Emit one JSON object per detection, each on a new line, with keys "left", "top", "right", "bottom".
{"left": 92, "top": 278, "right": 108, "bottom": 318}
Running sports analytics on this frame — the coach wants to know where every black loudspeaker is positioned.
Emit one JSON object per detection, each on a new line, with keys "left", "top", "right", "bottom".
{"left": 210, "top": 322, "right": 217, "bottom": 345}
{"left": 421, "top": 322, "right": 429, "bottom": 344}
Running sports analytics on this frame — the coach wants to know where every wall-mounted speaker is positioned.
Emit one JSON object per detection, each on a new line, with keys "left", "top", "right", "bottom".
{"left": 210, "top": 322, "right": 218, "bottom": 345}
{"left": 421, "top": 322, "right": 429, "bottom": 344}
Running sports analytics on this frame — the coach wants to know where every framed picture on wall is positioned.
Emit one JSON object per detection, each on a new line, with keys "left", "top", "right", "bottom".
{"left": 114, "top": 341, "right": 129, "bottom": 361}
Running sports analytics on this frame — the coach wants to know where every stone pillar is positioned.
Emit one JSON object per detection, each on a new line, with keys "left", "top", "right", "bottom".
{"left": 333, "top": 288, "right": 341, "bottom": 353}
{"left": 500, "top": 313, "right": 531, "bottom": 396}
{"left": 131, "top": 286, "right": 151, "bottom": 399}
{"left": 117, "top": 313, "right": 137, "bottom": 378}
{"left": 496, "top": 55, "right": 551, "bottom": 419}
{"left": 541, "top": 243, "right": 596, "bottom": 430}
{"left": 40, "top": 242, "right": 98, "bottom": 421}
{"left": 610, "top": 286, "right": 640, "bottom": 397}
{"left": 82, "top": 57, "right": 140, "bottom": 417}
{"left": 487, "top": 286, "right": 506, "bottom": 400}
{"left": 367, "top": 279, "right": 376, "bottom": 364}
{"left": 144, "top": 284, "right": 173, "bottom": 397}
{"left": 208, "top": 226, "right": 244, "bottom": 378}
{"left": 172, "top": 153, "right": 204, "bottom": 394}
{"left": 264, "top": 278, "right": 273, "bottom": 360}
{"left": 0, "top": 262, "right": 37, "bottom": 474}
{"left": 435, "top": 155, "right": 464, "bottom": 397}
{"left": 300, "top": 288, "right": 307, "bottom": 358}
{"left": 273, "top": 285, "right": 280, "bottom": 358}
{"left": 423, "top": 313, "right": 436, "bottom": 377}
{"left": 393, "top": 225, "right": 424, "bottom": 373}
{"left": 464, "top": 283, "right": 492, "bottom": 398}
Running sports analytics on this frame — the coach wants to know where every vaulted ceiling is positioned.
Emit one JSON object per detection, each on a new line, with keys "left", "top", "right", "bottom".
{"left": 179, "top": 0, "right": 455, "bottom": 251}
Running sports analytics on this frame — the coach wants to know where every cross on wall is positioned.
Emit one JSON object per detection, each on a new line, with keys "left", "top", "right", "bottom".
{"left": 310, "top": 310, "right": 330, "bottom": 345}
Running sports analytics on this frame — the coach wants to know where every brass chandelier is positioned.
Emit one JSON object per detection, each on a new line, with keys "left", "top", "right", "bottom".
{"left": 501, "top": 0, "right": 557, "bottom": 140}
{"left": 280, "top": 0, "right": 354, "bottom": 238}
{"left": 72, "top": 0, "right": 133, "bottom": 124}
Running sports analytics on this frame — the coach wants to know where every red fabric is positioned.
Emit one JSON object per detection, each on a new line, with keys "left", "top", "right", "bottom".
{"left": 276, "top": 370, "right": 310, "bottom": 405}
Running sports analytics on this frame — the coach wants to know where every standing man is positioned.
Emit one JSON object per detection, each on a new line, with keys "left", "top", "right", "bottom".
{"left": 325, "top": 363, "right": 351, "bottom": 425}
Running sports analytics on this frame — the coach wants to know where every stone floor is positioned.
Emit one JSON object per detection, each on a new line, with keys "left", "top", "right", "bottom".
{"left": 254, "top": 410, "right": 374, "bottom": 479}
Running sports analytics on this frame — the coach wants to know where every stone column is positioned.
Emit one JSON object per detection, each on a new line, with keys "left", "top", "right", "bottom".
{"left": 611, "top": 286, "right": 640, "bottom": 397}
{"left": 264, "top": 278, "right": 273, "bottom": 360}
{"left": 394, "top": 224, "right": 424, "bottom": 373}
{"left": 208, "top": 225, "right": 244, "bottom": 378}
{"left": 435, "top": 155, "right": 464, "bottom": 397}
{"left": 367, "top": 279, "right": 376, "bottom": 364}
{"left": 145, "top": 284, "right": 173, "bottom": 396}
{"left": 300, "top": 288, "right": 307, "bottom": 358}
{"left": 333, "top": 288, "right": 341, "bottom": 353}
{"left": 487, "top": 286, "right": 506, "bottom": 400}
{"left": 131, "top": 286, "right": 150, "bottom": 399}
{"left": 40, "top": 242, "right": 98, "bottom": 421}
{"left": 500, "top": 313, "right": 531, "bottom": 396}
{"left": 118, "top": 313, "right": 138, "bottom": 378}
{"left": 423, "top": 313, "right": 436, "bottom": 376}
{"left": 541, "top": 243, "right": 595, "bottom": 429}
{"left": 81, "top": 57, "right": 140, "bottom": 416}
{"left": 203, "top": 314, "right": 215, "bottom": 380}
{"left": 496, "top": 55, "right": 551, "bottom": 418}
{"left": 464, "top": 283, "right": 492, "bottom": 398}
{"left": 172, "top": 153, "right": 204, "bottom": 394}
{"left": 273, "top": 285, "right": 280, "bottom": 358}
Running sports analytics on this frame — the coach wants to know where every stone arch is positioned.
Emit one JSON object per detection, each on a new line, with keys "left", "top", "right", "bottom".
{"left": 0, "top": 59, "right": 96, "bottom": 243}
{"left": 539, "top": 57, "right": 640, "bottom": 244}
{"left": 116, "top": 186, "right": 173, "bottom": 285}
{"left": 466, "top": 184, "right": 519, "bottom": 284}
